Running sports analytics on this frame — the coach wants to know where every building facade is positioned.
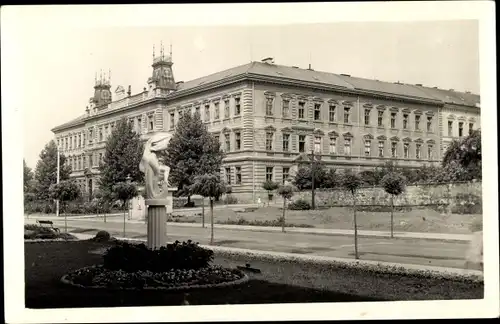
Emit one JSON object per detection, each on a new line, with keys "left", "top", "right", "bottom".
{"left": 52, "top": 50, "right": 481, "bottom": 202}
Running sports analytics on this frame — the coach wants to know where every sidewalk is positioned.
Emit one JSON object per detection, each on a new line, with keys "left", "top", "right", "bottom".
{"left": 25, "top": 216, "right": 472, "bottom": 242}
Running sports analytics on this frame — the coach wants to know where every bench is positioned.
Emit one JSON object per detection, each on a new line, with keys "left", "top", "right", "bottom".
{"left": 36, "top": 220, "right": 60, "bottom": 233}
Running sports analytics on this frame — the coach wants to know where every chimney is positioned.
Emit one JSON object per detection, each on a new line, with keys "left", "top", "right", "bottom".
{"left": 416, "top": 83, "right": 423, "bottom": 86}
{"left": 127, "top": 85, "right": 131, "bottom": 97}
{"left": 261, "top": 57, "right": 274, "bottom": 64}
{"left": 85, "top": 106, "right": 90, "bottom": 116}
{"left": 341, "top": 74, "right": 351, "bottom": 77}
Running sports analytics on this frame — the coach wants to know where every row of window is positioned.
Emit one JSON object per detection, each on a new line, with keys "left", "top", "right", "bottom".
{"left": 169, "top": 97, "right": 242, "bottom": 129}
{"left": 67, "top": 152, "right": 104, "bottom": 171}
{"left": 223, "top": 166, "right": 291, "bottom": 186}
{"left": 57, "top": 133, "right": 86, "bottom": 152}
{"left": 448, "top": 120, "right": 474, "bottom": 137}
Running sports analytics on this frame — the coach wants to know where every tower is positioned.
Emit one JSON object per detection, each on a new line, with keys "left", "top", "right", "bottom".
{"left": 92, "top": 69, "right": 112, "bottom": 107}
{"left": 148, "top": 42, "right": 176, "bottom": 94}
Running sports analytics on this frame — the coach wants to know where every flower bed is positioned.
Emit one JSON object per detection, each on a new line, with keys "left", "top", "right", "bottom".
{"left": 60, "top": 240, "right": 249, "bottom": 291}
{"left": 61, "top": 264, "right": 248, "bottom": 291}
{"left": 24, "top": 224, "right": 78, "bottom": 241}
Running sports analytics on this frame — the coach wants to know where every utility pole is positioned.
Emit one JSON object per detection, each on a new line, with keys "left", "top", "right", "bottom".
{"left": 56, "top": 144, "right": 60, "bottom": 217}
{"left": 311, "top": 148, "right": 316, "bottom": 210}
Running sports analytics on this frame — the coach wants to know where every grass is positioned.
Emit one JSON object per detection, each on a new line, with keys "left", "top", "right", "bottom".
{"left": 25, "top": 241, "right": 381, "bottom": 308}
{"left": 172, "top": 206, "right": 482, "bottom": 234}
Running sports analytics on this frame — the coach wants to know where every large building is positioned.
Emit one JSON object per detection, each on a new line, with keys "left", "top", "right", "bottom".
{"left": 51, "top": 48, "right": 480, "bottom": 203}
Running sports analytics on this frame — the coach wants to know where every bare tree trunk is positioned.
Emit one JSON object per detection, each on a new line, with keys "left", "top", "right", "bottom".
{"left": 390, "top": 194, "right": 394, "bottom": 238}
{"left": 353, "top": 195, "right": 359, "bottom": 260}
{"left": 210, "top": 198, "right": 214, "bottom": 245}
{"left": 282, "top": 197, "right": 286, "bottom": 233}
{"left": 64, "top": 202, "right": 68, "bottom": 234}
{"left": 202, "top": 197, "right": 205, "bottom": 228}
{"left": 123, "top": 201, "right": 126, "bottom": 238}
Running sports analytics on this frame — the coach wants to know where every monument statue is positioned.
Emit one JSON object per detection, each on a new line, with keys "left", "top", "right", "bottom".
{"left": 139, "top": 132, "right": 173, "bottom": 200}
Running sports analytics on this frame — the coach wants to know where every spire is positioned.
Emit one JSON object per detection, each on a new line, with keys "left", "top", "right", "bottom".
{"left": 153, "top": 44, "right": 155, "bottom": 59}
{"left": 108, "top": 69, "right": 111, "bottom": 83}
{"left": 160, "top": 40, "right": 164, "bottom": 59}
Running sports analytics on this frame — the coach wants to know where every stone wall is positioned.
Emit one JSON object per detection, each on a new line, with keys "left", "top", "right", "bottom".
{"left": 293, "top": 181, "right": 482, "bottom": 212}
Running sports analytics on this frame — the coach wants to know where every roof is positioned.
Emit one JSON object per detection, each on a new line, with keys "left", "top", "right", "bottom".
{"left": 51, "top": 114, "right": 86, "bottom": 132}
{"left": 408, "top": 85, "right": 480, "bottom": 107}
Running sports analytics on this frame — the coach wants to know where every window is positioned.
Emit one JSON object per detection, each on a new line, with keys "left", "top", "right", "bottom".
{"left": 329, "top": 137, "right": 337, "bottom": 154}
{"left": 214, "top": 135, "right": 220, "bottom": 145}
{"left": 266, "top": 97, "right": 274, "bottom": 116}
{"left": 78, "top": 156, "right": 82, "bottom": 170}
{"left": 99, "top": 153, "right": 103, "bottom": 165}
{"left": 57, "top": 139, "right": 60, "bottom": 148}
{"left": 298, "top": 135, "right": 306, "bottom": 153}
{"left": 448, "top": 121, "right": 453, "bottom": 136}
{"left": 469, "top": 123, "right": 474, "bottom": 135}
{"left": 428, "top": 145, "right": 433, "bottom": 160}
{"left": 282, "top": 167, "right": 290, "bottom": 184}
{"left": 378, "top": 141, "right": 384, "bottom": 157}
{"left": 364, "top": 109, "right": 370, "bottom": 125}
{"left": 65, "top": 138, "right": 68, "bottom": 150}
{"left": 344, "top": 138, "right": 351, "bottom": 155}
{"left": 235, "top": 132, "right": 241, "bottom": 150}
{"left": 282, "top": 100, "right": 290, "bottom": 118}
{"left": 378, "top": 110, "right": 383, "bottom": 127}
{"left": 83, "top": 134, "right": 86, "bottom": 147}
{"left": 234, "top": 98, "right": 241, "bottom": 116}
{"left": 266, "top": 167, "right": 274, "bottom": 182}
{"left": 298, "top": 102, "right": 305, "bottom": 119}
{"left": 111, "top": 122, "right": 115, "bottom": 131}
{"left": 416, "top": 143, "right": 421, "bottom": 159}
{"left": 364, "top": 140, "right": 371, "bottom": 156}
{"left": 224, "top": 100, "right": 230, "bottom": 118}
{"left": 235, "top": 167, "right": 242, "bottom": 184}
{"left": 427, "top": 116, "right": 433, "bottom": 132}
{"left": 204, "top": 105, "right": 210, "bottom": 121}
{"left": 195, "top": 106, "right": 200, "bottom": 116}
{"left": 225, "top": 167, "right": 231, "bottom": 185}
{"left": 265, "top": 131, "right": 273, "bottom": 151}
{"left": 214, "top": 102, "right": 220, "bottom": 120}
{"left": 69, "top": 137, "right": 72, "bottom": 150}
{"left": 391, "top": 112, "right": 396, "bottom": 128}
{"left": 344, "top": 107, "right": 350, "bottom": 123}
{"left": 148, "top": 115, "right": 154, "bottom": 131}
{"left": 391, "top": 142, "right": 397, "bottom": 157}
{"left": 458, "top": 122, "right": 464, "bottom": 137}
{"left": 314, "top": 103, "right": 321, "bottom": 120}
{"left": 329, "top": 105, "right": 336, "bottom": 122}
{"left": 74, "top": 136, "right": 77, "bottom": 149}
{"left": 170, "top": 113, "right": 175, "bottom": 129}
{"left": 415, "top": 115, "right": 421, "bottom": 130}
{"left": 314, "top": 136, "right": 322, "bottom": 153}
{"left": 403, "top": 143, "right": 409, "bottom": 158}
{"left": 224, "top": 133, "right": 230, "bottom": 152}
{"left": 403, "top": 114, "right": 409, "bottom": 129}
{"left": 282, "top": 133, "right": 290, "bottom": 152}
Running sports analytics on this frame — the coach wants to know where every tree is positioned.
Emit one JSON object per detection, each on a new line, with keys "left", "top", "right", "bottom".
{"left": 34, "top": 140, "right": 71, "bottom": 201}
{"left": 262, "top": 180, "right": 279, "bottom": 206}
{"left": 99, "top": 118, "right": 144, "bottom": 199}
{"left": 190, "top": 173, "right": 226, "bottom": 245}
{"left": 49, "top": 180, "right": 81, "bottom": 233}
{"left": 161, "top": 111, "right": 225, "bottom": 204}
{"left": 24, "top": 159, "right": 34, "bottom": 193}
{"left": 112, "top": 181, "right": 139, "bottom": 238}
{"left": 442, "top": 130, "right": 482, "bottom": 181}
{"left": 381, "top": 172, "right": 407, "bottom": 238}
{"left": 292, "top": 165, "right": 327, "bottom": 190}
{"left": 277, "top": 184, "right": 294, "bottom": 233}
{"left": 341, "top": 171, "right": 363, "bottom": 260}
{"left": 321, "top": 168, "right": 339, "bottom": 189}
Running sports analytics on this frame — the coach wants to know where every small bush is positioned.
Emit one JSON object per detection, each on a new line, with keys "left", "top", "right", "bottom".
{"left": 102, "top": 240, "right": 214, "bottom": 273}
{"left": 222, "top": 195, "right": 238, "bottom": 205}
{"left": 94, "top": 230, "right": 111, "bottom": 242}
{"left": 220, "top": 217, "right": 314, "bottom": 228}
{"left": 184, "top": 201, "right": 196, "bottom": 208}
{"left": 288, "top": 199, "right": 311, "bottom": 210}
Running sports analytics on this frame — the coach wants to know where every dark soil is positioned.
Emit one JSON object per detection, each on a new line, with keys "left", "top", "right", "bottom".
{"left": 25, "top": 241, "right": 381, "bottom": 308}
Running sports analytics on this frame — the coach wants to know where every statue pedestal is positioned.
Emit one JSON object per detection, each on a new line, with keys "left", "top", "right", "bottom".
{"left": 145, "top": 188, "right": 177, "bottom": 250}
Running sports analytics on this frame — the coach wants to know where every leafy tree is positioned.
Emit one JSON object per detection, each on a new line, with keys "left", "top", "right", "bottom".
{"left": 341, "top": 171, "right": 363, "bottom": 260}
{"left": 442, "top": 130, "right": 482, "bottom": 181}
{"left": 381, "top": 172, "right": 407, "bottom": 238}
{"left": 359, "top": 170, "right": 379, "bottom": 186}
{"left": 49, "top": 180, "right": 81, "bottom": 233}
{"left": 262, "top": 180, "right": 280, "bottom": 206}
{"left": 99, "top": 118, "right": 144, "bottom": 199}
{"left": 292, "top": 165, "right": 328, "bottom": 190}
{"left": 112, "top": 181, "right": 139, "bottom": 238}
{"left": 161, "top": 111, "right": 225, "bottom": 204}
{"left": 34, "top": 140, "right": 71, "bottom": 200}
{"left": 190, "top": 173, "right": 226, "bottom": 245}
{"left": 321, "top": 168, "right": 339, "bottom": 189}
{"left": 24, "top": 159, "right": 34, "bottom": 193}
{"left": 277, "top": 184, "right": 295, "bottom": 233}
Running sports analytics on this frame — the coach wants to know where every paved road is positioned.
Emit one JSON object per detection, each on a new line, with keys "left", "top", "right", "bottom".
{"left": 25, "top": 218, "right": 470, "bottom": 269}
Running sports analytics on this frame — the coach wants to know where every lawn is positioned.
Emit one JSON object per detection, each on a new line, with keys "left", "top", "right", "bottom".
{"left": 25, "top": 241, "right": 381, "bottom": 308}
{"left": 172, "top": 206, "right": 482, "bottom": 234}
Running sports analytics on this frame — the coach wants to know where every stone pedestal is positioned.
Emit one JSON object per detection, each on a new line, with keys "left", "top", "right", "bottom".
{"left": 145, "top": 188, "right": 176, "bottom": 250}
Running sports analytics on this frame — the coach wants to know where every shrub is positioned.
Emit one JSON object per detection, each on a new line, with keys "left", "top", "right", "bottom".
{"left": 183, "top": 201, "right": 196, "bottom": 208}
{"left": 222, "top": 195, "right": 238, "bottom": 205}
{"left": 288, "top": 199, "right": 311, "bottom": 210}
{"left": 470, "top": 217, "right": 483, "bottom": 232}
{"left": 103, "top": 240, "right": 214, "bottom": 273}
{"left": 94, "top": 230, "right": 111, "bottom": 242}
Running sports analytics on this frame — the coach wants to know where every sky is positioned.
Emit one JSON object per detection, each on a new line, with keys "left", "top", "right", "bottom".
{"left": 5, "top": 8, "right": 480, "bottom": 170}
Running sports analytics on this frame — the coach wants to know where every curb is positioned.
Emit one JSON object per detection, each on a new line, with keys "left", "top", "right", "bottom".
{"left": 70, "top": 233, "right": 482, "bottom": 279}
